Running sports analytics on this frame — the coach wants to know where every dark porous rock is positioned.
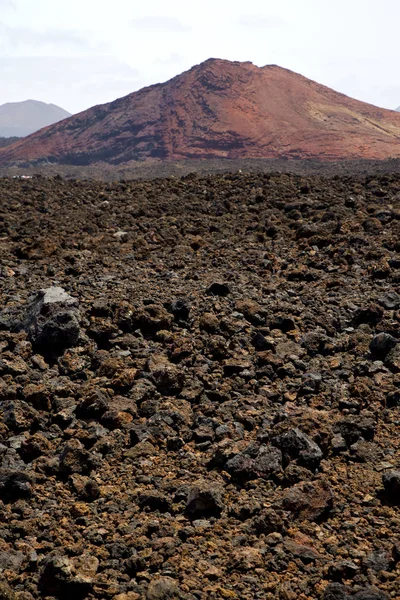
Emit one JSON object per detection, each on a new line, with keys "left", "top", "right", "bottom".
{"left": 282, "top": 479, "right": 334, "bottom": 521}
{"left": 58, "top": 439, "right": 94, "bottom": 475}
{"left": 384, "top": 344, "right": 400, "bottom": 372}
{"left": 2, "top": 399, "right": 41, "bottom": 433}
{"left": 322, "top": 583, "right": 352, "bottom": 600}
{"left": 185, "top": 483, "right": 224, "bottom": 519}
{"left": 248, "top": 508, "right": 285, "bottom": 535}
{"left": 146, "top": 576, "right": 182, "bottom": 600}
{"left": 281, "top": 462, "right": 314, "bottom": 485}
{"left": 21, "top": 287, "right": 81, "bottom": 356}
{"left": 283, "top": 539, "right": 321, "bottom": 564}
{"left": 335, "top": 416, "right": 376, "bottom": 446}
{"left": 39, "top": 553, "right": 98, "bottom": 600}
{"left": 252, "top": 445, "right": 283, "bottom": 478}
{"left": 150, "top": 359, "right": 185, "bottom": 396}
{"left": 19, "top": 432, "right": 53, "bottom": 462}
{"left": 353, "top": 305, "right": 383, "bottom": 327}
{"left": 353, "top": 589, "right": 389, "bottom": 600}
{"left": 207, "top": 282, "right": 231, "bottom": 297}
{"left": 386, "top": 390, "right": 400, "bottom": 407}
{"left": 225, "top": 445, "right": 282, "bottom": 482}
{"left": 138, "top": 492, "right": 172, "bottom": 513}
{"left": 0, "top": 468, "right": 33, "bottom": 502}
{"left": 271, "top": 427, "right": 323, "bottom": 470}
{"left": 169, "top": 298, "right": 191, "bottom": 322}
{"left": 382, "top": 470, "right": 400, "bottom": 502}
{"left": 378, "top": 291, "right": 400, "bottom": 310}
{"left": 75, "top": 390, "right": 110, "bottom": 419}
{"left": 301, "top": 329, "right": 331, "bottom": 356}
{"left": 328, "top": 560, "right": 360, "bottom": 581}
{"left": 0, "top": 549, "right": 25, "bottom": 572}
{"left": 363, "top": 550, "right": 391, "bottom": 572}
{"left": 369, "top": 332, "right": 398, "bottom": 358}
{"left": 131, "top": 304, "right": 174, "bottom": 334}
{"left": 69, "top": 474, "right": 100, "bottom": 501}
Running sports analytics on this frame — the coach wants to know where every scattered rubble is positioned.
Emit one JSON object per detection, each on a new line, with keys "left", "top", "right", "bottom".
{"left": 0, "top": 171, "right": 399, "bottom": 598}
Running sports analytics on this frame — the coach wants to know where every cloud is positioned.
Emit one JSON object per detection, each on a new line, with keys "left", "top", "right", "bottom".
{"left": 0, "top": 25, "right": 84, "bottom": 46}
{"left": 0, "top": 23, "right": 109, "bottom": 56}
{"left": 237, "top": 14, "right": 288, "bottom": 29}
{"left": 130, "top": 16, "right": 189, "bottom": 32}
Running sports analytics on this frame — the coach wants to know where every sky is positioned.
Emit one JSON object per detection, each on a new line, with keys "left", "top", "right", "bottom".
{"left": 0, "top": 0, "right": 399, "bottom": 115}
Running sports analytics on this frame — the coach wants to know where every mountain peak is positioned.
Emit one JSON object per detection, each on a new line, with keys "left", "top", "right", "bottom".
{"left": 0, "top": 100, "right": 71, "bottom": 138}
{"left": 1, "top": 59, "right": 400, "bottom": 165}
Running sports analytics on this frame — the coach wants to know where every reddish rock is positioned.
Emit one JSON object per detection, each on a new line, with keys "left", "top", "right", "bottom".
{"left": 282, "top": 479, "right": 334, "bottom": 521}
{"left": 3, "top": 58, "right": 400, "bottom": 166}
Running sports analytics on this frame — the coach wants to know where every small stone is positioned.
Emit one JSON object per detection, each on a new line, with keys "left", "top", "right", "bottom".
{"left": 328, "top": 560, "right": 360, "bottom": 581}
{"left": 271, "top": 428, "right": 323, "bottom": 470}
{"left": 382, "top": 470, "right": 400, "bottom": 502}
{"left": 149, "top": 358, "right": 185, "bottom": 396}
{"left": 185, "top": 483, "right": 224, "bottom": 519}
{"left": 0, "top": 469, "right": 33, "bottom": 502}
{"left": 322, "top": 583, "right": 352, "bottom": 600}
{"left": 248, "top": 508, "right": 284, "bottom": 535}
{"left": 69, "top": 474, "right": 100, "bottom": 502}
{"left": 39, "top": 553, "right": 98, "bottom": 599}
{"left": 113, "top": 230, "right": 128, "bottom": 242}
{"left": 58, "top": 439, "right": 93, "bottom": 475}
{"left": 363, "top": 550, "right": 391, "bottom": 572}
{"left": 225, "top": 445, "right": 282, "bottom": 482}
{"left": 169, "top": 298, "right": 191, "bottom": 321}
{"left": 146, "top": 576, "right": 181, "bottom": 600}
{"left": 0, "top": 549, "right": 25, "bottom": 572}
{"left": 207, "top": 282, "right": 230, "bottom": 297}
{"left": 282, "top": 479, "right": 334, "bottom": 521}
{"left": 19, "top": 433, "right": 53, "bottom": 462}
{"left": 369, "top": 333, "right": 398, "bottom": 358}
{"left": 18, "top": 287, "right": 81, "bottom": 356}
{"left": 231, "top": 547, "right": 263, "bottom": 571}
{"left": 378, "top": 291, "right": 400, "bottom": 310}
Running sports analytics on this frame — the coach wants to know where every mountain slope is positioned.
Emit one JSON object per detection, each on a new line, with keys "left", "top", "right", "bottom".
{"left": 0, "top": 100, "right": 71, "bottom": 138}
{"left": 1, "top": 59, "right": 400, "bottom": 165}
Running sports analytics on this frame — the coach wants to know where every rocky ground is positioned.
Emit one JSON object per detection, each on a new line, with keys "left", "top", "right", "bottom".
{"left": 0, "top": 171, "right": 400, "bottom": 599}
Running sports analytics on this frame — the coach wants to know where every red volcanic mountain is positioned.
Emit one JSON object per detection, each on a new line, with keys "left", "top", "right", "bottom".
{"left": 1, "top": 58, "right": 400, "bottom": 166}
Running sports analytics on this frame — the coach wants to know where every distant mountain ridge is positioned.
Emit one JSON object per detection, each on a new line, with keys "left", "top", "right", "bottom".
{"left": 0, "top": 100, "right": 71, "bottom": 137}
{"left": 0, "top": 137, "right": 20, "bottom": 149}
{"left": 2, "top": 59, "right": 400, "bottom": 165}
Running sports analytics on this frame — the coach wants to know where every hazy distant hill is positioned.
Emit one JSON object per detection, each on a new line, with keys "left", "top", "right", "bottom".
{"left": 0, "top": 137, "right": 20, "bottom": 148}
{"left": 396, "top": 107, "right": 400, "bottom": 112}
{"left": 0, "top": 100, "right": 71, "bottom": 137}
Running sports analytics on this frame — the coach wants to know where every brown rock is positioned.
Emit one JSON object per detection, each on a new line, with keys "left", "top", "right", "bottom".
{"left": 282, "top": 479, "right": 334, "bottom": 521}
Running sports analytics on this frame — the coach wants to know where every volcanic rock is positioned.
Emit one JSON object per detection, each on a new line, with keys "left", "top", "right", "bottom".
{"left": 1, "top": 172, "right": 400, "bottom": 598}
{"left": 282, "top": 479, "right": 334, "bottom": 521}
{"left": 3, "top": 59, "right": 400, "bottom": 167}
{"left": 185, "top": 483, "right": 224, "bottom": 519}
{"left": 369, "top": 332, "right": 398, "bottom": 358}
{"left": 382, "top": 470, "right": 400, "bottom": 502}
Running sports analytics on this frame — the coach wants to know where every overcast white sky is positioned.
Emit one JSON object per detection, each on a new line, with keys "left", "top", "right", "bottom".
{"left": 1, "top": 0, "right": 399, "bottom": 114}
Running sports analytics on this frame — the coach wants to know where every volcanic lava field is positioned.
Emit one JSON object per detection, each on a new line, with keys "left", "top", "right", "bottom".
{"left": 1, "top": 171, "right": 400, "bottom": 599}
